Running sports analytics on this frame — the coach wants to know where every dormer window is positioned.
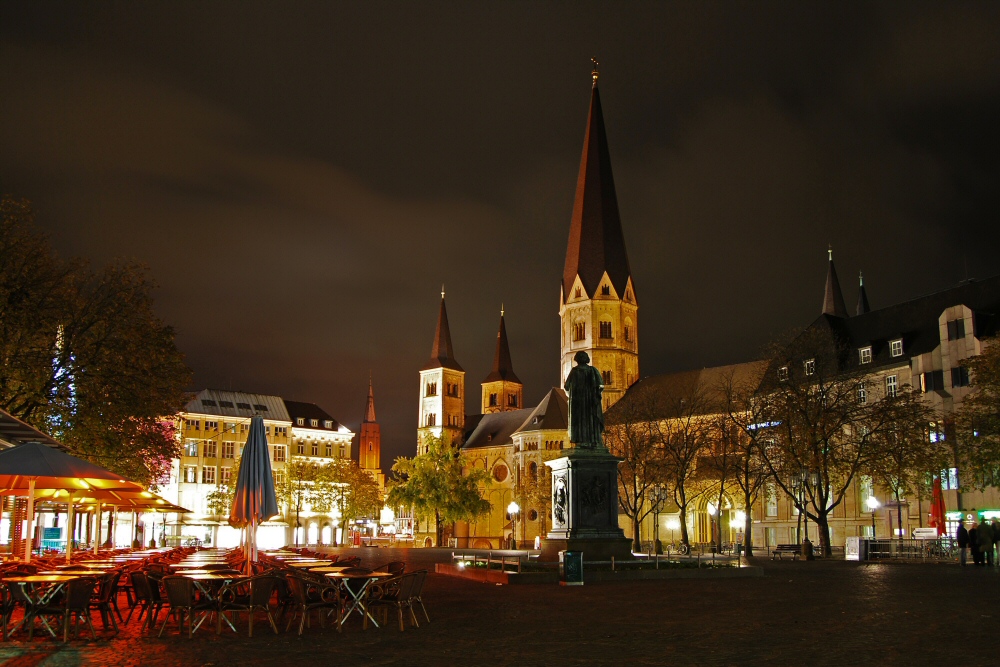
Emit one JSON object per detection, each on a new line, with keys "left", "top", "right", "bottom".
{"left": 890, "top": 339, "right": 903, "bottom": 358}
{"left": 309, "top": 419, "right": 318, "bottom": 427}
{"left": 859, "top": 347, "right": 872, "bottom": 365}
{"left": 296, "top": 417, "right": 304, "bottom": 426}
{"left": 324, "top": 420, "right": 333, "bottom": 429}
{"left": 601, "top": 284, "right": 610, "bottom": 296}
{"left": 804, "top": 359, "right": 816, "bottom": 376}
{"left": 777, "top": 366, "right": 788, "bottom": 381}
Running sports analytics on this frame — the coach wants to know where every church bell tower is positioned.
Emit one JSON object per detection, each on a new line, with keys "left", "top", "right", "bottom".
{"left": 559, "top": 62, "right": 638, "bottom": 410}
{"left": 417, "top": 289, "right": 465, "bottom": 453}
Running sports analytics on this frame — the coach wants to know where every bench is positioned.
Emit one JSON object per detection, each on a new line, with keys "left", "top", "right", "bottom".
{"left": 771, "top": 544, "right": 800, "bottom": 560}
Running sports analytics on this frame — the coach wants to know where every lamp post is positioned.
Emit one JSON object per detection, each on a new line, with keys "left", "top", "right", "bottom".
{"left": 507, "top": 501, "right": 520, "bottom": 550}
{"left": 866, "top": 496, "right": 879, "bottom": 538}
{"left": 651, "top": 485, "right": 667, "bottom": 554}
{"left": 666, "top": 517, "right": 681, "bottom": 550}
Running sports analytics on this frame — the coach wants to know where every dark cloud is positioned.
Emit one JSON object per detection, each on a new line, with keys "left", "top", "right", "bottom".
{"left": 1, "top": 2, "right": 998, "bottom": 468}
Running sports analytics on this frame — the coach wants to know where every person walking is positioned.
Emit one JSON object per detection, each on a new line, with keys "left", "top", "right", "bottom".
{"left": 992, "top": 518, "right": 1000, "bottom": 566}
{"left": 979, "top": 518, "right": 995, "bottom": 567}
{"left": 957, "top": 520, "right": 970, "bottom": 566}
{"left": 970, "top": 520, "right": 983, "bottom": 566}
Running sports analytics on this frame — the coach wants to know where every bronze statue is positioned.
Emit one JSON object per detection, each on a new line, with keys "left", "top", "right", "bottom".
{"left": 564, "top": 351, "right": 604, "bottom": 448}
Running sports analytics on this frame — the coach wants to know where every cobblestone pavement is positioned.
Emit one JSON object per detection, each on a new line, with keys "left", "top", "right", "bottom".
{"left": 0, "top": 549, "right": 997, "bottom": 667}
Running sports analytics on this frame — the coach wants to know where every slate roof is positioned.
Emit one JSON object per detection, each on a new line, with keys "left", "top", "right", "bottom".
{"left": 856, "top": 272, "right": 871, "bottom": 316}
{"left": 423, "top": 296, "right": 464, "bottom": 372}
{"left": 462, "top": 408, "right": 534, "bottom": 450}
{"left": 0, "top": 407, "right": 65, "bottom": 450}
{"left": 185, "top": 389, "right": 290, "bottom": 421}
{"left": 284, "top": 400, "right": 349, "bottom": 434}
{"left": 822, "top": 254, "right": 849, "bottom": 318}
{"left": 483, "top": 313, "right": 521, "bottom": 384}
{"left": 562, "top": 83, "right": 633, "bottom": 300}
{"left": 809, "top": 274, "right": 1000, "bottom": 371}
{"left": 515, "top": 388, "right": 568, "bottom": 432}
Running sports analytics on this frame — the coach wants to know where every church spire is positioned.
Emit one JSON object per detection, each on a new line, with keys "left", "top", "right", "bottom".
{"left": 562, "top": 68, "right": 632, "bottom": 301}
{"left": 856, "top": 271, "right": 871, "bottom": 316}
{"left": 483, "top": 309, "right": 520, "bottom": 384}
{"left": 822, "top": 246, "right": 849, "bottom": 318}
{"left": 363, "top": 373, "right": 376, "bottom": 423}
{"left": 424, "top": 291, "right": 463, "bottom": 371}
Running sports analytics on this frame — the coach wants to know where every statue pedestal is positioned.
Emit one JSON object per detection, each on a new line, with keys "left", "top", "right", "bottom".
{"left": 539, "top": 449, "right": 633, "bottom": 562}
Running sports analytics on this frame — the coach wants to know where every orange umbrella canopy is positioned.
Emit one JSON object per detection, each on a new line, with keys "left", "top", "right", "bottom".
{"left": 27, "top": 488, "right": 190, "bottom": 513}
{"left": 0, "top": 441, "right": 145, "bottom": 494}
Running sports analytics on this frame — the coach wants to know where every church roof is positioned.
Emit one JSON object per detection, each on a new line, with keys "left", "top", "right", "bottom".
{"left": 362, "top": 377, "right": 376, "bottom": 423}
{"left": 423, "top": 295, "right": 463, "bottom": 372}
{"left": 562, "top": 82, "right": 632, "bottom": 300}
{"left": 483, "top": 313, "right": 521, "bottom": 384}
{"left": 822, "top": 249, "right": 849, "bottom": 318}
{"left": 284, "top": 400, "right": 350, "bottom": 434}
{"left": 514, "top": 387, "right": 568, "bottom": 433}
{"left": 462, "top": 408, "right": 533, "bottom": 450}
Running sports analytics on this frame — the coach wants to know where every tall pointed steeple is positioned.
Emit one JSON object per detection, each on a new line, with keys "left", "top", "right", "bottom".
{"left": 363, "top": 374, "right": 377, "bottom": 423}
{"left": 424, "top": 288, "right": 463, "bottom": 371}
{"left": 856, "top": 271, "right": 871, "bottom": 316}
{"left": 561, "top": 70, "right": 633, "bottom": 301}
{"left": 482, "top": 307, "right": 523, "bottom": 414}
{"left": 822, "top": 246, "right": 849, "bottom": 318}
{"left": 358, "top": 374, "right": 383, "bottom": 487}
{"left": 559, "top": 62, "right": 639, "bottom": 411}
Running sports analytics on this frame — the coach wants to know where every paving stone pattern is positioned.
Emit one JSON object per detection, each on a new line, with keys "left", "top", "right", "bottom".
{"left": 0, "top": 549, "right": 996, "bottom": 667}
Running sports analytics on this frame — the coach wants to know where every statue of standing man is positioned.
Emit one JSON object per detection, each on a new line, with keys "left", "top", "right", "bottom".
{"left": 565, "top": 351, "right": 604, "bottom": 448}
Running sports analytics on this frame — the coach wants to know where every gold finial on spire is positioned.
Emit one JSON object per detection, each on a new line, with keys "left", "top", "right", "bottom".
{"left": 501, "top": 302, "right": 505, "bottom": 318}
{"left": 591, "top": 57, "right": 599, "bottom": 86}
{"left": 859, "top": 270, "right": 864, "bottom": 286}
{"left": 441, "top": 284, "right": 445, "bottom": 299}
{"left": 828, "top": 244, "right": 833, "bottom": 261}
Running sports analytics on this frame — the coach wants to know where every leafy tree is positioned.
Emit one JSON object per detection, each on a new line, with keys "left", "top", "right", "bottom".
{"left": 0, "top": 196, "right": 191, "bottom": 487}
{"left": 957, "top": 337, "right": 1000, "bottom": 493}
{"left": 327, "top": 459, "right": 382, "bottom": 545}
{"left": 387, "top": 435, "right": 491, "bottom": 547}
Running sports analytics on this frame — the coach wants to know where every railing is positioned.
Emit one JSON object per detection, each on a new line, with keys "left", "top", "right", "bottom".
{"left": 451, "top": 550, "right": 534, "bottom": 573}
{"left": 865, "top": 537, "right": 957, "bottom": 561}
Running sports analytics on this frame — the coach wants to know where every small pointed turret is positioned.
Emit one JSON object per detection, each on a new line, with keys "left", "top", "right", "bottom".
{"left": 856, "top": 271, "right": 871, "bottom": 316}
{"left": 482, "top": 307, "right": 523, "bottom": 414}
{"left": 363, "top": 374, "right": 376, "bottom": 423}
{"left": 424, "top": 290, "right": 463, "bottom": 371}
{"left": 822, "top": 246, "right": 849, "bottom": 318}
{"left": 483, "top": 310, "right": 521, "bottom": 384}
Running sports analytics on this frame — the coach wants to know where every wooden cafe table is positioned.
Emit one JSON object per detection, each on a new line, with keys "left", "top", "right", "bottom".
{"left": 4, "top": 574, "right": 82, "bottom": 638}
{"left": 325, "top": 571, "right": 391, "bottom": 629}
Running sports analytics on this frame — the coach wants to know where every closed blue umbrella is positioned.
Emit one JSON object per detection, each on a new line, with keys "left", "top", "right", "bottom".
{"left": 229, "top": 415, "right": 279, "bottom": 571}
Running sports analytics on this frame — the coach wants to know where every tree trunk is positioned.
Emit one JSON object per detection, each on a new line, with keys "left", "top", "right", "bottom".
{"left": 896, "top": 489, "right": 904, "bottom": 544}
{"left": 743, "top": 491, "right": 754, "bottom": 557}
{"left": 105, "top": 512, "right": 114, "bottom": 547}
{"left": 435, "top": 509, "right": 442, "bottom": 548}
{"left": 679, "top": 506, "right": 690, "bottom": 547}
{"left": 632, "top": 515, "right": 641, "bottom": 551}
{"left": 815, "top": 513, "right": 832, "bottom": 557}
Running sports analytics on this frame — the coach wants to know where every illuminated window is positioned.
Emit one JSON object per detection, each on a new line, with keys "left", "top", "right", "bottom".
{"left": 202, "top": 466, "right": 216, "bottom": 485}
{"left": 273, "top": 445, "right": 286, "bottom": 462}
{"left": 766, "top": 484, "right": 778, "bottom": 517}
{"left": 274, "top": 470, "right": 285, "bottom": 486}
{"left": 885, "top": 374, "right": 898, "bottom": 397}
{"left": 325, "top": 443, "right": 332, "bottom": 457}
{"left": 857, "top": 383, "right": 867, "bottom": 404}
{"left": 311, "top": 442, "right": 319, "bottom": 456}
{"left": 804, "top": 359, "right": 815, "bottom": 376}
{"left": 184, "top": 441, "right": 198, "bottom": 457}
{"left": 310, "top": 419, "right": 318, "bottom": 427}
{"left": 573, "top": 322, "right": 586, "bottom": 341}
{"left": 777, "top": 366, "right": 788, "bottom": 381}
{"left": 859, "top": 347, "right": 872, "bottom": 365}
{"left": 599, "top": 321, "right": 613, "bottom": 339}
{"left": 222, "top": 441, "right": 234, "bottom": 459}
{"left": 220, "top": 467, "right": 231, "bottom": 484}
{"left": 890, "top": 339, "right": 903, "bottom": 357}
{"left": 183, "top": 466, "right": 197, "bottom": 483}
{"left": 203, "top": 441, "right": 217, "bottom": 458}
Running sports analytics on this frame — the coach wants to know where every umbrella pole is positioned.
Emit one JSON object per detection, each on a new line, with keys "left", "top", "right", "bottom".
{"left": 66, "top": 492, "right": 75, "bottom": 563}
{"left": 24, "top": 478, "right": 36, "bottom": 562}
{"left": 94, "top": 502, "right": 102, "bottom": 555}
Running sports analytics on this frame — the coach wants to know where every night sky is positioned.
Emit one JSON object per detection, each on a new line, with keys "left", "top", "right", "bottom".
{"left": 2, "top": 3, "right": 998, "bottom": 470}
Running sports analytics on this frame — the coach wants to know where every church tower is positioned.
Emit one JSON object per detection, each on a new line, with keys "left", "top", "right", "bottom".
{"left": 481, "top": 307, "right": 523, "bottom": 414}
{"left": 821, "top": 246, "right": 849, "bottom": 318}
{"left": 358, "top": 376, "right": 381, "bottom": 472}
{"left": 560, "top": 62, "right": 638, "bottom": 410}
{"left": 418, "top": 290, "right": 465, "bottom": 453}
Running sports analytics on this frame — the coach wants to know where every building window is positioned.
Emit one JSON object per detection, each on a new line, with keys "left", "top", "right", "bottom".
{"left": 339, "top": 445, "right": 345, "bottom": 458}
{"left": 952, "top": 366, "right": 970, "bottom": 388}
{"left": 265, "top": 426, "right": 271, "bottom": 436}
{"left": 489, "top": 393, "right": 498, "bottom": 407}
{"left": 236, "top": 402, "right": 251, "bottom": 410}
{"left": 941, "top": 467, "right": 959, "bottom": 491}
{"left": 599, "top": 321, "right": 613, "bottom": 339}
{"left": 625, "top": 287, "right": 633, "bottom": 302}
{"left": 325, "top": 443, "right": 332, "bottom": 457}
{"left": 601, "top": 284, "right": 610, "bottom": 296}
{"left": 274, "top": 426, "right": 287, "bottom": 438}
{"left": 624, "top": 324, "right": 632, "bottom": 343}
{"left": 311, "top": 443, "right": 319, "bottom": 456}
{"left": 766, "top": 484, "right": 778, "bottom": 517}
{"left": 886, "top": 374, "right": 898, "bottom": 397}
{"left": 859, "top": 347, "right": 872, "bottom": 365}
{"left": 296, "top": 441, "right": 305, "bottom": 455}
{"left": 218, "top": 401, "right": 234, "bottom": 408}
{"left": 890, "top": 339, "right": 903, "bottom": 357}
{"left": 804, "top": 359, "right": 815, "bottom": 376}
{"left": 574, "top": 287, "right": 582, "bottom": 299}
{"left": 447, "top": 383, "right": 460, "bottom": 398}
{"left": 203, "top": 441, "right": 217, "bottom": 458}
{"left": 222, "top": 441, "right": 234, "bottom": 459}
{"left": 296, "top": 417, "right": 305, "bottom": 426}
{"left": 183, "top": 466, "right": 197, "bottom": 483}
{"left": 273, "top": 445, "right": 287, "bottom": 462}
{"left": 948, "top": 319, "right": 966, "bottom": 341}
{"left": 857, "top": 383, "right": 867, "bottom": 405}
{"left": 184, "top": 441, "right": 198, "bottom": 457}
{"left": 529, "top": 461, "right": 538, "bottom": 482}
{"left": 274, "top": 470, "right": 285, "bottom": 486}
{"left": 205, "top": 420, "right": 218, "bottom": 431}
{"left": 426, "top": 413, "right": 437, "bottom": 427}
{"left": 220, "top": 467, "right": 231, "bottom": 484}
{"left": 601, "top": 370, "right": 613, "bottom": 386}
{"left": 573, "top": 322, "right": 586, "bottom": 342}
{"left": 777, "top": 366, "right": 788, "bottom": 381}
{"left": 185, "top": 419, "right": 200, "bottom": 430}
{"left": 447, "top": 414, "right": 460, "bottom": 427}
{"left": 507, "top": 393, "right": 518, "bottom": 408}
{"left": 240, "top": 423, "right": 248, "bottom": 433}
{"left": 310, "top": 419, "right": 318, "bottom": 427}
{"left": 223, "top": 422, "right": 234, "bottom": 433}
{"left": 324, "top": 420, "right": 333, "bottom": 429}
{"left": 202, "top": 466, "right": 216, "bottom": 485}
{"left": 922, "top": 370, "right": 945, "bottom": 393}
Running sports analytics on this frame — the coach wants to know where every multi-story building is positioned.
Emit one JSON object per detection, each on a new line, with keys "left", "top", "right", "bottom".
{"left": 164, "top": 389, "right": 354, "bottom": 548}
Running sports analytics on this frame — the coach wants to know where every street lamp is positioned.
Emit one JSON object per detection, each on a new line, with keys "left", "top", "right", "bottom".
{"left": 507, "top": 501, "right": 520, "bottom": 550}
{"left": 666, "top": 517, "right": 681, "bottom": 549}
{"left": 651, "top": 485, "right": 667, "bottom": 554}
{"left": 866, "top": 496, "right": 879, "bottom": 538}
{"left": 734, "top": 510, "right": 747, "bottom": 552}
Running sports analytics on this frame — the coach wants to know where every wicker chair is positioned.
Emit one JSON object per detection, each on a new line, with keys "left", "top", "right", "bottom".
{"left": 367, "top": 572, "right": 420, "bottom": 631}
{"left": 218, "top": 575, "right": 281, "bottom": 637}
{"left": 284, "top": 574, "right": 339, "bottom": 636}
{"left": 34, "top": 577, "right": 98, "bottom": 642}
{"left": 157, "top": 576, "right": 214, "bottom": 638}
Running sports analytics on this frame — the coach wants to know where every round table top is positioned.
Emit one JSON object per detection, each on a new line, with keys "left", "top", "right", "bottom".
{"left": 286, "top": 561, "right": 333, "bottom": 567}
{"left": 185, "top": 573, "right": 246, "bottom": 581}
{"left": 37, "top": 570, "right": 105, "bottom": 576}
{"left": 172, "top": 562, "right": 229, "bottom": 568}
{"left": 325, "top": 571, "right": 390, "bottom": 580}
{"left": 308, "top": 566, "right": 350, "bottom": 573}
{"left": 4, "top": 574, "right": 79, "bottom": 583}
